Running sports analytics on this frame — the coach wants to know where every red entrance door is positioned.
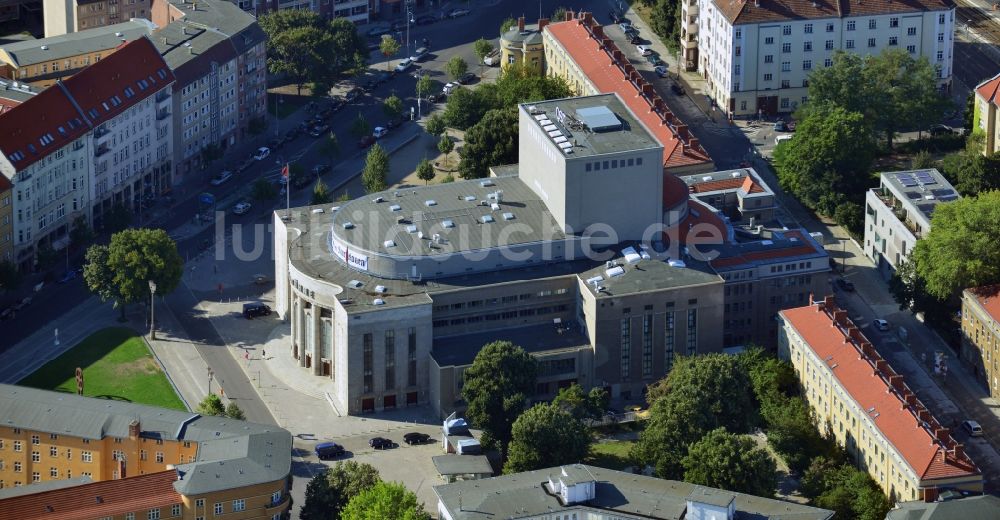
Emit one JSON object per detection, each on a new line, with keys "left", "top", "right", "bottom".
{"left": 361, "top": 398, "right": 375, "bottom": 413}
{"left": 383, "top": 394, "right": 397, "bottom": 410}
{"left": 406, "top": 392, "right": 418, "bottom": 405}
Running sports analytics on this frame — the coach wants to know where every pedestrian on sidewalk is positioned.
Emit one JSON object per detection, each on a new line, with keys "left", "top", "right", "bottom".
{"left": 262, "top": 349, "right": 266, "bottom": 359}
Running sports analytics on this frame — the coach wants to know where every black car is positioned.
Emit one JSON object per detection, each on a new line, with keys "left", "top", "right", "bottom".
{"left": 836, "top": 278, "right": 855, "bottom": 292}
{"left": 267, "top": 137, "right": 283, "bottom": 151}
{"left": 376, "top": 72, "right": 392, "bottom": 84}
{"left": 309, "top": 124, "right": 330, "bottom": 137}
{"left": 243, "top": 302, "right": 272, "bottom": 319}
{"left": 369, "top": 437, "right": 393, "bottom": 450}
{"left": 670, "top": 82, "right": 686, "bottom": 95}
{"left": 387, "top": 116, "right": 405, "bottom": 129}
{"left": 458, "top": 72, "right": 476, "bottom": 84}
{"left": 315, "top": 442, "right": 345, "bottom": 460}
{"left": 403, "top": 432, "right": 430, "bottom": 445}
{"left": 627, "top": 34, "right": 641, "bottom": 44}
{"left": 416, "top": 15, "right": 438, "bottom": 25}
{"left": 357, "top": 135, "right": 376, "bottom": 148}
{"left": 312, "top": 164, "right": 331, "bottom": 176}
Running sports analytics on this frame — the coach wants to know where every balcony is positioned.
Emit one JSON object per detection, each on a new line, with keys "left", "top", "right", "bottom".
{"left": 94, "top": 144, "right": 110, "bottom": 158}
{"left": 156, "top": 109, "right": 170, "bottom": 121}
{"left": 687, "top": 2, "right": 698, "bottom": 14}
{"left": 687, "top": 22, "right": 698, "bottom": 34}
{"left": 93, "top": 125, "right": 110, "bottom": 140}
{"left": 155, "top": 90, "right": 170, "bottom": 104}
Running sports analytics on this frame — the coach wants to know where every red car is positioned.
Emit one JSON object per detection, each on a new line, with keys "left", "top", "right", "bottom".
{"left": 357, "top": 135, "right": 376, "bottom": 148}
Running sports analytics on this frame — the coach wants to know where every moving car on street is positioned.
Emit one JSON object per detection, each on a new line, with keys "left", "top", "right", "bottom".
{"left": 962, "top": 420, "right": 984, "bottom": 437}
{"left": 873, "top": 319, "right": 891, "bottom": 331}
{"left": 654, "top": 65, "right": 669, "bottom": 77}
{"left": 253, "top": 147, "right": 271, "bottom": 161}
{"left": 394, "top": 58, "right": 414, "bottom": 73}
{"left": 636, "top": 44, "right": 652, "bottom": 56}
{"left": 210, "top": 170, "right": 233, "bottom": 186}
{"left": 233, "top": 201, "right": 252, "bottom": 215}
{"left": 449, "top": 8, "right": 470, "bottom": 17}
{"left": 835, "top": 278, "right": 855, "bottom": 292}
{"left": 373, "top": 126, "right": 389, "bottom": 138}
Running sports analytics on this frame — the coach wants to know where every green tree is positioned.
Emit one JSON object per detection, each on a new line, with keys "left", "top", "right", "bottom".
{"left": 301, "top": 461, "right": 381, "bottom": 520}
{"left": 473, "top": 38, "right": 494, "bottom": 74}
{"left": 341, "top": 481, "right": 429, "bottom": 520}
{"left": 911, "top": 150, "right": 934, "bottom": 170}
{"left": 500, "top": 17, "right": 517, "bottom": 35}
{"left": 311, "top": 78, "right": 332, "bottom": 98}
{"left": 443, "top": 88, "right": 486, "bottom": 130}
{"left": 225, "top": 401, "right": 246, "bottom": 420}
{"left": 69, "top": 215, "right": 94, "bottom": 249}
{"left": 425, "top": 113, "right": 446, "bottom": 137}
{"left": 362, "top": 144, "right": 389, "bottom": 194}
{"left": 320, "top": 132, "right": 341, "bottom": 162}
{"left": 681, "top": 427, "right": 776, "bottom": 497}
{"left": 504, "top": 403, "right": 591, "bottom": 473}
{"left": 446, "top": 55, "right": 468, "bottom": 81}
{"left": 351, "top": 112, "right": 372, "bottom": 139}
{"left": 910, "top": 191, "right": 1000, "bottom": 299}
{"left": 802, "top": 458, "right": 890, "bottom": 520}
{"left": 551, "top": 6, "right": 568, "bottom": 21}
{"left": 196, "top": 394, "right": 225, "bottom": 416}
{"left": 939, "top": 149, "right": 1000, "bottom": 196}
{"left": 34, "top": 243, "right": 57, "bottom": 270}
{"left": 251, "top": 178, "right": 277, "bottom": 201}
{"left": 772, "top": 102, "right": 876, "bottom": 213}
{"left": 762, "top": 396, "right": 827, "bottom": 473}
{"left": 83, "top": 228, "right": 182, "bottom": 319}
{"left": 552, "top": 383, "right": 608, "bottom": 420}
{"left": 0, "top": 260, "right": 21, "bottom": 292}
{"left": 262, "top": 16, "right": 335, "bottom": 94}
{"left": 103, "top": 203, "right": 132, "bottom": 233}
{"left": 492, "top": 61, "right": 571, "bottom": 107}
{"left": 416, "top": 73, "right": 433, "bottom": 101}
{"left": 416, "top": 158, "right": 435, "bottom": 184}
{"left": 833, "top": 200, "right": 864, "bottom": 238}
{"left": 459, "top": 107, "right": 518, "bottom": 179}
{"left": 383, "top": 94, "right": 404, "bottom": 120}
{"left": 963, "top": 91, "right": 975, "bottom": 134}
{"left": 461, "top": 341, "right": 538, "bottom": 460}
{"left": 379, "top": 35, "right": 400, "bottom": 71}
{"left": 646, "top": 0, "right": 681, "bottom": 51}
{"left": 437, "top": 133, "right": 455, "bottom": 168}
{"left": 312, "top": 178, "right": 332, "bottom": 205}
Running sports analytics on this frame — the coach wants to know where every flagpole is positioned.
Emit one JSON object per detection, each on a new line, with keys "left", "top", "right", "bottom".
{"left": 285, "top": 162, "right": 290, "bottom": 218}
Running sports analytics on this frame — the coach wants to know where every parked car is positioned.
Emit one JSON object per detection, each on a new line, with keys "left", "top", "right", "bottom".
{"left": 369, "top": 437, "right": 393, "bottom": 449}
{"left": 58, "top": 270, "right": 78, "bottom": 283}
{"left": 774, "top": 134, "right": 793, "bottom": 145}
{"left": 253, "top": 147, "right": 271, "bottom": 161}
{"left": 367, "top": 26, "right": 391, "bottom": 38}
{"left": 443, "top": 82, "right": 459, "bottom": 95}
{"left": 410, "top": 47, "right": 429, "bottom": 62}
{"left": 394, "top": 58, "right": 414, "bottom": 73}
{"left": 210, "top": 170, "right": 233, "bottom": 186}
{"left": 312, "top": 164, "right": 331, "bottom": 176}
{"left": 835, "top": 278, "right": 855, "bottom": 292}
{"left": 315, "top": 442, "right": 345, "bottom": 460}
{"left": 624, "top": 26, "right": 639, "bottom": 38}
{"left": 345, "top": 88, "right": 362, "bottom": 102}
{"left": 387, "top": 116, "right": 405, "bottom": 129}
{"left": 654, "top": 65, "right": 669, "bottom": 77}
{"left": 636, "top": 44, "right": 652, "bottom": 56}
{"left": 309, "top": 124, "right": 330, "bottom": 137}
{"left": 619, "top": 21, "right": 633, "bottom": 31}
{"left": 483, "top": 48, "right": 501, "bottom": 66}
{"left": 449, "top": 8, "right": 470, "bottom": 17}
{"left": 373, "top": 126, "right": 389, "bottom": 138}
{"left": 962, "top": 420, "right": 984, "bottom": 437}
{"left": 357, "top": 135, "right": 376, "bottom": 148}
{"left": 873, "top": 319, "right": 891, "bottom": 331}
{"left": 12, "top": 296, "right": 31, "bottom": 312}
{"left": 609, "top": 10, "right": 623, "bottom": 23}
{"left": 458, "top": 72, "right": 476, "bottom": 84}
{"left": 646, "top": 54, "right": 664, "bottom": 66}
{"left": 0, "top": 308, "right": 13, "bottom": 320}
{"left": 425, "top": 92, "right": 446, "bottom": 103}
{"left": 233, "top": 201, "right": 252, "bottom": 215}
{"left": 773, "top": 120, "right": 788, "bottom": 132}
{"left": 627, "top": 34, "right": 641, "bottom": 45}
{"left": 243, "top": 302, "right": 271, "bottom": 319}
{"left": 929, "top": 124, "right": 955, "bottom": 136}
{"left": 403, "top": 432, "right": 430, "bottom": 445}
{"left": 670, "top": 82, "right": 685, "bottom": 95}
{"left": 416, "top": 15, "right": 437, "bottom": 25}
{"left": 376, "top": 72, "right": 391, "bottom": 84}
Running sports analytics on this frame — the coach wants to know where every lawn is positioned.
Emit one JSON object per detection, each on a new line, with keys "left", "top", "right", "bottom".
{"left": 585, "top": 439, "right": 636, "bottom": 471}
{"left": 267, "top": 92, "right": 309, "bottom": 120}
{"left": 18, "top": 327, "right": 187, "bottom": 411}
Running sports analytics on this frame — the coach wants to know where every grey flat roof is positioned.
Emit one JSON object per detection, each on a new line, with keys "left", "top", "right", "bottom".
{"left": 0, "top": 476, "right": 93, "bottom": 499}
{"left": 330, "top": 176, "right": 564, "bottom": 258}
{"left": 887, "top": 496, "right": 1000, "bottom": 520}
{"left": 879, "top": 168, "right": 959, "bottom": 226}
{"left": 522, "top": 94, "right": 662, "bottom": 158}
{"left": 0, "top": 385, "right": 291, "bottom": 496}
{"left": 0, "top": 82, "right": 38, "bottom": 102}
{"left": 0, "top": 20, "right": 155, "bottom": 67}
{"left": 502, "top": 26, "right": 543, "bottom": 45}
{"left": 580, "top": 256, "right": 721, "bottom": 298}
{"left": 151, "top": 0, "right": 264, "bottom": 72}
{"left": 434, "top": 464, "right": 835, "bottom": 520}
{"left": 431, "top": 322, "right": 591, "bottom": 367}
{"left": 432, "top": 455, "right": 494, "bottom": 476}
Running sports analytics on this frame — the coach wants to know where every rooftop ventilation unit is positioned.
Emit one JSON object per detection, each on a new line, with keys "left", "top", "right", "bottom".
{"left": 543, "top": 124, "right": 558, "bottom": 132}
{"left": 548, "top": 130, "right": 563, "bottom": 138}
{"left": 586, "top": 275, "right": 604, "bottom": 285}
{"left": 373, "top": 298, "right": 385, "bottom": 306}
{"left": 491, "top": 202, "right": 501, "bottom": 211}
{"left": 480, "top": 180, "right": 495, "bottom": 187}
{"left": 502, "top": 212, "right": 515, "bottom": 220}
{"left": 406, "top": 224, "right": 418, "bottom": 233}
{"left": 342, "top": 222, "right": 355, "bottom": 229}
{"left": 575, "top": 105, "right": 623, "bottom": 132}
{"left": 702, "top": 175, "right": 713, "bottom": 182}
{"left": 348, "top": 280, "right": 363, "bottom": 288}
{"left": 373, "top": 196, "right": 384, "bottom": 203}
{"left": 606, "top": 265, "right": 626, "bottom": 277}
{"left": 464, "top": 195, "right": 476, "bottom": 201}
{"left": 558, "top": 142, "right": 572, "bottom": 151}
{"left": 442, "top": 220, "right": 455, "bottom": 228}
{"left": 384, "top": 240, "right": 396, "bottom": 248}
{"left": 389, "top": 204, "right": 401, "bottom": 211}
{"left": 553, "top": 136, "right": 568, "bottom": 144}
{"left": 731, "top": 171, "right": 742, "bottom": 178}
{"left": 481, "top": 215, "right": 495, "bottom": 223}
{"left": 668, "top": 259, "right": 686, "bottom": 268}
{"left": 425, "top": 200, "right": 437, "bottom": 206}
{"left": 374, "top": 285, "right": 387, "bottom": 293}
{"left": 311, "top": 208, "right": 324, "bottom": 214}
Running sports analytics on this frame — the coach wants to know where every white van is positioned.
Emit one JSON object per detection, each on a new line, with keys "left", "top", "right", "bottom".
{"left": 775, "top": 134, "right": 793, "bottom": 146}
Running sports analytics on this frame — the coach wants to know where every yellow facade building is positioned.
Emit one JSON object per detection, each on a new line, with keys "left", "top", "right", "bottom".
{"left": 961, "top": 285, "right": 1000, "bottom": 397}
{"left": 974, "top": 72, "right": 1000, "bottom": 156}
{"left": 499, "top": 16, "right": 546, "bottom": 74}
{"left": 780, "top": 296, "right": 982, "bottom": 503}
{"left": 0, "top": 385, "right": 291, "bottom": 519}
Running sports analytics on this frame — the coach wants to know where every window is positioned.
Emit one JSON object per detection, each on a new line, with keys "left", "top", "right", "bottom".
{"left": 764, "top": 54, "right": 773, "bottom": 63}
{"left": 804, "top": 23, "right": 813, "bottom": 33}
{"left": 665, "top": 311, "right": 675, "bottom": 369}
{"left": 363, "top": 333, "right": 373, "bottom": 393}
{"left": 939, "top": 13, "right": 945, "bottom": 24}
{"left": 13, "top": 462, "right": 20, "bottom": 472}
{"left": 936, "top": 50, "right": 943, "bottom": 61}
{"left": 214, "top": 503, "right": 223, "bottom": 515}
{"left": 407, "top": 328, "right": 417, "bottom": 387}
{"left": 271, "top": 491, "right": 282, "bottom": 506}
{"left": 868, "top": 38, "right": 876, "bottom": 48}
{"left": 686, "top": 309, "right": 698, "bottom": 355}
{"left": 908, "top": 27, "right": 917, "bottom": 36}
{"left": 30, "top": 435, "right": 39, "bottom": 445}
{"left": 781, "top": 98, "right": 790, "bottom": 108}
{"left": 763, "top": 73, "right": 773, "bottom": 81}
{"left": 781, "top": 61, "right": 791, "bottom": 71}
{"left": 824, "top": 58, "right": 833, "bottom": 67}
{"left": 82, "top": 451, "right": 92, "bottom": 463}
{"left": 765, "top": 36, "right": 774, "bottom": 44}
{"left": 826, "top": 22, "right": 834, "bottom": 32}
{"left": 782, "top": 42, "right": 791, "bottom": 53}
{"left": 906, "top": 44, "right": 916, "bottom": 54}
{"left": 126, "top": 514, "right": 135, "bottom": 520}
{"left": 31, "top": 452, "right": 39, "bottom": 462}
{"left": 847, "top": 20, "right": 855, "bottom": 31}
{"left": 642, "top": 314, "right": 653, "bottom": 377}
{"left": 620, "top": 318, "right": 631, "bottom": 378}
{"left": 232, "top": 499, "right": 245, "bottom": 512}
{"left": 869, "top": 19, "right": 877, "bottom": 29}
{"left": 781, "top": 79, "right": 790, "bottom": 88}
{"left": 890, "top": 17, "right": 899, "bottom": 27}
{"left": 803, "top": 41, "right": 812, "bottom": 52}
{"left": 171, "top": 505, "right": 181, "bottom": 516}
{"left": 49, "top": 447, "right": 57, "bottom": 457}
{"left": 196, "top": 499, "right": 205, "bottom": 508}
{"left": 735, "top": 29, "right": 742, "bottom": 39}
{"left": 825, "top": 40, "right": 834, "bottom": 50}
{"left": 889, "top": 36, "right": 898, "bottom": 46}
{"left": 385, "top": 330, "right": 395, "bottom": 391}
{"left": 155, "top": 452, "right": 164, "bottom": 463}
{"left": 803, "top": 60, "right": 812, "bottom": 70}
{"left": 32, "top": 472, "right": 39, "bottom": 483}
{"left": 783, "top": 25, "right": 791, "bottom": 35}
{"left": 50, "top": 467, "right": 57, "bottom": 478}
{"left": 148, "top": 509, "right": 160, "bottom": 520}
{"left": 846, "top": 39, "right": 855, "bottom": 49}
{"left": 735, "top": 46, "right": 741, "bottom": 56}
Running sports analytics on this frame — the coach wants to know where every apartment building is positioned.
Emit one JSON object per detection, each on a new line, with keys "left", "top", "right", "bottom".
{"left": 0, "top": 384, "right": 292, "bottom": 519}
{"left": 780, "top": 297, "right": 983, "bottom": 502}
{"left": 0, "top": 37, "right": 173, "bottom": 270}
{"left": 150, "top": 0, "right": 267, "bottom": 182}
{"left": 974, "top": 72, "right": 1000, "bottom": 156}
{"left": 684, "top": 0, "right": 954, "bottom": 116}
{"left": 961, "top": 285, "right": 1000, "bottom": 398}
{"left": 499, "top": 17, "right": 546, "bottom": 74}
{"left": 0, "top": 176, "right": 11, "bottom": 262}
{"left": 543, "top": 12, "right": 713, "bottom": 176}
{"left": 863, "top": 169, "right": 959, "bottom": 280}
{"left": 43, "top": 0, "right": 154, "bottom": 37}
{"left": 0, "top": 20, "right": 155, "bottom": 87}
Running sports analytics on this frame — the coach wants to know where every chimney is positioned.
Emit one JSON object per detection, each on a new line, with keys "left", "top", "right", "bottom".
{"left": 952, "top": 444, "right": 964, "bottom": 459}
{"left": 538, "top": 18, "right": 549, "bottom": 31}
{"left": 518, "top": 16, "right": 525, "bottom": 32}
{"left": 128, "top": 420, "right": 140, "bottom": 439}
{"left": 823, "top": 295, "right": 835, "bottom": 308}
{"left": 875, "top": 359, "right": 890, "bottom": 375}
{"left": 809, "top": 293, "right": 815, "bottom": 305}
{"left": 583, "top": 11, "right": 593, "bottom": 24}
{"left": 641, "top": 83, "right": 655, "bottom": 98}
{"left": 888, "top": 375, "right": 903, "bottom": 391}
{"left": 904, "top": 392, "right": 918, "bottom": 408}
{"left": 676, "top": 124, "right": 689, "bottom": 139}
{"left": 689, "top": 137, "right": 700, "bottom": 150}
{"left": 566, "top": 9, "right": 574, "bottom": 21}
{"left": 934, "top": 427, "right": 950, "bottom": 442}
{"left": 917, "top": 409, "right": 931, "bottom": 424}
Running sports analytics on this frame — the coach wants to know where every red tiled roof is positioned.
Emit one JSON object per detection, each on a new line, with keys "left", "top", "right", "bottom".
{"left": 676, "top": 200, "right": 728, "bottom": 246}
{"left": 0, "top": 37, "right": 173, "bottom": 172}
{"left": 60, "top": 36, "right": 174, "bottom": 129}
{"left": 0, "top": 173, "right": 11, "bottom": 192}
{"left": 781, "top": 301, "right": 981, "bottom": 483}
{"left": 717, "top": 0, "right": 953, "bottom": 26}
{"left": 0, "top": 96, "right": 20, "bottom": 115}
{"left": 976, "top": 73, "right": 1000, "bottom": 107}
{"left": 710, "top": 230, "right": 818, "bottom": 268}
{"left": 967, "top": 284, "right": 1000, "bottom": 324}
{"left": 545, "top": 19, "right": 712, "bottom": 171}
{"left": 0, "top": 470, "right": 182, "bottom": 520}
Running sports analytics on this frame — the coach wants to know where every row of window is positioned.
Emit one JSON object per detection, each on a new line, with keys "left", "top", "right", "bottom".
{"left": 620, "top": 310, "right": 697, "bottom": 379}
{"left": 432, "top": 289, "right": 569, "bottom": 312}
{"left": 584, "top": 156, "right": 644, "bottom": 173}
{"left": 362, "top": 328, "right": 419, "bottom": 394}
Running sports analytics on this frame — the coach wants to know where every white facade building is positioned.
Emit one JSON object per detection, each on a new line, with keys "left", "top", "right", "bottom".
{"left": 683, "top": 0, "right": 954, "bottom": 116}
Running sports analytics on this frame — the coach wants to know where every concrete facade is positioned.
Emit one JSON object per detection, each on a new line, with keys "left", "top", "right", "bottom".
{"left": 863, "top": 169, "right": 958, "bottom": 280}
{"left": 43, "top": 0, "right": 153, "bottom": 37}
{"left": 0, "top": 176, "right": 12, "bottom": 263}
{"left": 687, "top": 0, "right": 954, "bottom": 117}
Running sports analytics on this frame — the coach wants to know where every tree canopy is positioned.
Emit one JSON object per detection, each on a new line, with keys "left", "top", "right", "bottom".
{"left": 301, "top": 461, "right": 381, "bottom": 520}
{"left": 504, "top": 403, "right": 592, "bottom": 473}
{"left": 461, "top": 341, "right": 538, "bottom": 459}
{"left": 379, "top": 35, "right": 401, "bottom": 71}
{"left": 551, "top": 382, "right": 608, "bottom": 420}
{"left": 312, "top": 178, "right": 332, "bottom": 205}
{"left": 260, "top": 11, "right": 367, "bottom": 94}
{"left": 416, "top": 158, "right": 435, "bottom": 184}
{"left": 362, "top": 144, "right": 389, "bottom": 194}
{"left": 681, "top": 428, "right": 776, "bottom": 498}
{"left": 196, "top": 394, "right": 225, "bottom": 416}
{"left": 443, "top": 62, "right": 570, "bottom": 131}
{"left": 459, "top": 108, "right": 518, "bottom": 179}
{"left": 83, "top": 228, "right": 182, "bottom": 317}
{"left": 910, "top": 191, "right": 1000, "bottom": 299}
{"left": 801, "top": 457, "right": 891, "bottom": 520}
{"left": 383, "top": 94, "right": 404, "bottom": 119}
{"left": 341, "top": 481, "right": 429, "bottom": 520}
{"left": 446, "top": 56, "right": 469, "bottom": 81}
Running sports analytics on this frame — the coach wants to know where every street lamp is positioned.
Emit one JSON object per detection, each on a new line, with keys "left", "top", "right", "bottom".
{"left": 148, "top": 280, "right": 157, "bottom": 340}
{"left": 405, "top": 0, "right": 414, "bottom": 57}
{"left": 207, "top": 367, "right": 215, "bottom": 394}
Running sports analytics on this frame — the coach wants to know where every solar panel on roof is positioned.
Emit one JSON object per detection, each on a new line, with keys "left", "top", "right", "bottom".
{"left": 558, "top": 142, "right": 572, "bottom": 149}
{"left": 543, "top": 124, "right": 557, "bottom": 132}
{"left": 554, "top": 136, "right": 568, "bottom": 143}
{"left": 534, "top": 114, "right": 547, "bottom": 121}
{"left": 548, "top": 130, "right": 562, "bottom": 137}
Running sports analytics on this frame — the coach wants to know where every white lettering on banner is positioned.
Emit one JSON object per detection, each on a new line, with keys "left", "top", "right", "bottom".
{"left": 329, "top": 233, "right": 368, "bottom": 271}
